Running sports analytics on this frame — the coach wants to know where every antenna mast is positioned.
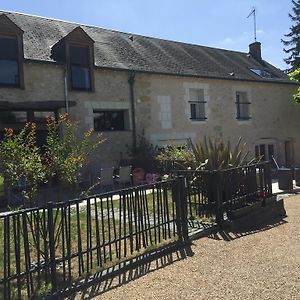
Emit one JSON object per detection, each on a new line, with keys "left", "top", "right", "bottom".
{"left": 247, "top": 7, "right": 257, "bottom": 42}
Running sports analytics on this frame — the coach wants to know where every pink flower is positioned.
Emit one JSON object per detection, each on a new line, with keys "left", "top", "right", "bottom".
{"left": 6, "top": 128, "right": 14, "bottom": 136}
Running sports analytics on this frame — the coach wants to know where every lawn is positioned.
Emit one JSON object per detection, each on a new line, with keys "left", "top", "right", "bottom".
{"left": 0, "top": 188, "right": 178, "bottom": 299}
{"left": 0, "top": 175, "right": 4, "bottom": 196}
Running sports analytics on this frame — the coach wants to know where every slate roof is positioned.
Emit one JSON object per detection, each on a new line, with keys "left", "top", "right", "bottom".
{"left": 0, "top": 11, "right": 293, "bottom": 84}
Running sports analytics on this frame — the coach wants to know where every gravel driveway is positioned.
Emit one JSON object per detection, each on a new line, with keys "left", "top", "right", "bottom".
{"left": 77, "top": 195, "right": 300, "bottom": 300}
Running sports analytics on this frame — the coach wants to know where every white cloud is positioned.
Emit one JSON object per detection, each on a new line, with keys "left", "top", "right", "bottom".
{"left": 222, "top": 37, "right": 234, "bottom": 44}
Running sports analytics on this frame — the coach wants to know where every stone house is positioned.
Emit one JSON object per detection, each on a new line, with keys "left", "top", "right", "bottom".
{"left": 0, "top": 11, "right": 299, "bottom": 169}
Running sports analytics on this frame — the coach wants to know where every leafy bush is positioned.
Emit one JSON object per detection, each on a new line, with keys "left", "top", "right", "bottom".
{"left": 191, "top": 137, "right": 258, "bottom": 170}
{"left": 127, "top": 132, "right": 159, "bottom": 172}
{"left": 44, "top": 114, "right": 104, "bottom": 186}
{"left": 0, "top": 114, "right": 104, "bottom": 203}
{"left": 156, "top": 145, "right": 195, "bottom": 170}
{"left": 0, "top": 123, "right": 46, "bottom": 201}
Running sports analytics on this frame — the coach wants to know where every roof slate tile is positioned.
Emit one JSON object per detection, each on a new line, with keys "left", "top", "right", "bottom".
{"left": 1, "top": 11, "right": 292, "bottom": 83}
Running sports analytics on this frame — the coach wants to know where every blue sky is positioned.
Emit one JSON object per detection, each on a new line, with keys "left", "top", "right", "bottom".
{"left": 0, "top": 0, "right": 293, "bottom": 70}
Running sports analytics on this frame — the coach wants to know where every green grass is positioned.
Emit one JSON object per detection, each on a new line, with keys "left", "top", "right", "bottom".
{"left": 0, "top": 184, "right": 215, "bottom": 298}
{"left": 0, "top": 174, "right": 4, "bottom": 196}
{"left": 0, "top": 195, "right": 178, "bottom": 298}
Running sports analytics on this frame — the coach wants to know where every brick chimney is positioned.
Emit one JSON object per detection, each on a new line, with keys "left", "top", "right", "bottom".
{"left": 249, "top": 42, "right": 262, "bottom": 61}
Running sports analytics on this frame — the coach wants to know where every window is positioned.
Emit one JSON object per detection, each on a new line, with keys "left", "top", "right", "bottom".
{"left": 255, "top": 143, "right": 275, "bottom": 163}
{"left": 69, "top": 46, "right": 91, "bottom": 90}
{"left": 0, "top": 110, "right": 57, "bottom": 146}
{"left": 189, "top": 88, "right": 206, "bottom": 120}
{"left": 0, "top": 36, "right": 19, "bottom": 86}
{"left": 236, "top": 91, "right": 251, "bottom": 120}
{"left": 0, "top": 110, "right": 56, "bottom": 125}
{"left": 0, "top": 110, "right": 27, "bottom": 124}
{"left": 34, "top": 111, "right": 56, "bottom": 123}
{"left": 94, "top": 110, "right": 126, "bottom": 131}
{"left": 250, "top": 68, "right": 275, "bottom": 78}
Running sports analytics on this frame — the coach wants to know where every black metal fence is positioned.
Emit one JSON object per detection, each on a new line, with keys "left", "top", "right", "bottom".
{"left": 173, "top": 161, "right": 272, "bottom": 224}
{"left": 0, "top": 162, "right": 272, "bottom": 298}
{"left": 0, "top": 178, "right": 188, "bottom": 299}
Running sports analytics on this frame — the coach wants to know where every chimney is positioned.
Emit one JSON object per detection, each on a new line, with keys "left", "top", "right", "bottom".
{"left": 249, "top": 42, "right": 262, "bottom": 61}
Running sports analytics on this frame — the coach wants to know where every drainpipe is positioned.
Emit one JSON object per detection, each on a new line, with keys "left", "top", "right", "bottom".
{"left": 128, "top": 71, "right": 137, "bottom": 151}
{"left": 64, "top": 65, "right": 69, "bottom": 114}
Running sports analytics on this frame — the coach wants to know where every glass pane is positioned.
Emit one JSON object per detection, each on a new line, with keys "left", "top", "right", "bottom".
{"left": 71, "top": 66, "right": 91, "bottom": 90}
{"left": 268, "top": 144, "right": 274, "bottom": 159}
{"left": 189, "top": 88, "right": 204, "bottom": 101}
{"left": 0, "top": 60, "right": 19, "bottom": 85}
{"left": 239, "top": 103, "right": 250, "bottom": 119}
{"left": 259, "top": 144, "right": 266, "bottom": 160}
{"left": 0, "top": 37, "right": 18, "bottom": 60}
{"left": 94, "top": 111, "right": 125, "bottom": 131}
{"left": 190, "top": 103, "right": 196, "bottom": 119}
{"left": 94, "top": 112, "right": 106, "bottom": 131}
{"left": 0, "top": 111, "right": 27, "bottom": 124}
{"left": 70, "top": 46, "right": 89, "bottom": 66}
{"left": 190, "top": 103, "right": 205, "bottom": 119}
{"left": 236, "top": 92, "right": 247, "bottom": 103}
{"left": 34, "top": 111, "right": 55, "bottom": 123}
{"left": 110, "top": 111, "right": 124, "bottom": 130}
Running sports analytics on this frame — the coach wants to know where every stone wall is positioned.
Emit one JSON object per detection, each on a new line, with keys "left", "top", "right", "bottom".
{"left": 1, "top": 61, "right": 299, "bottom": 167}
{"left": 134, "top": 73, "right": 300, "bottom": 166}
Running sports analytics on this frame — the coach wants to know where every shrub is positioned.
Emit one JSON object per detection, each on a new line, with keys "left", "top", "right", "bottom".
{"left": 0, "top": 114, "right": 104, "bottom": 203}
{"left": 127, "top": 132, "right": 159, "bottom": 172}
{"left": 44, "top": 114, "right": 104, "bottom": 186}
{"left": 0, "top": 123, "right": 46, "bottom": 201}
{"left": 156, "top": 145, "right": 195, "bottom": 171}
{"left": 191, "top": 137, "right": 258, "bottom": 171}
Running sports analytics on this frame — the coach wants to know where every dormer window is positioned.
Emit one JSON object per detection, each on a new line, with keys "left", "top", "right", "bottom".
{"left": 51, "top": 26, "right": 95, "bottom": 91}
{"left": 69, "top": 45, "right": 91, "bottom": 90}
{"left": 0, "top": 14, "right": 24, "bottom": 88}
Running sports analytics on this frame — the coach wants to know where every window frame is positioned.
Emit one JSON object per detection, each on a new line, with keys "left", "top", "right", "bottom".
{"left": 67, "top": 42, "right": 94, "bottom": 92}
{"left": 188, "top": 88, "right": 207, "bottom": 121}
{"left": 0, "top": 33, "right": 24, "bottom": 89}
{"left": 93, "top": 110, "right": 127, "bottom": 132}
{"left": 0, "top": 109, "right": 57, "bottom": 130}
{"left": 235, "top": 91, "right": 251, "bottom": 120}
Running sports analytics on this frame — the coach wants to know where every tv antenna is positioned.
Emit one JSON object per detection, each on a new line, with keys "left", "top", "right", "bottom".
{"left": 247, "top": 7, "right": 257, "bottom": 42}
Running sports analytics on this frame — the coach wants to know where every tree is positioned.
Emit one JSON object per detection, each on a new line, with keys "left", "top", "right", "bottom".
{"left": 0, "top": 114, "right": 104, "bottom": 204}
{"left": 282, "top": 0, "right": 300, "bottom": 72}
{"left": 0, "top": 123, "right": 46, "bottom": 202}
{"left": 44, "top": 114, "right": 104, "bottom": 187}
{"left": 289, "top": 68, "right": 300, "bottom": 103}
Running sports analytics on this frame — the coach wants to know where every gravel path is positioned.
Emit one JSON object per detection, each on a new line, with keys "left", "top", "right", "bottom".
{"left": 78, "top": 195, "right": 300, "bottom": 300}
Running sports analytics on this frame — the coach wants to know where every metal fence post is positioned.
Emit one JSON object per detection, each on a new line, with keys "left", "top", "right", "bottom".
{"left": 178, "top": 175, "right": 189, "bottom": 242}
{"left": 173, "top": 177, "right": 183, "bottom": 242}
{"left": 213, "top": 171, "right": 224, "bottom": 227}
{"left": 47, "top": 202, "right": 57, "bottom": 293}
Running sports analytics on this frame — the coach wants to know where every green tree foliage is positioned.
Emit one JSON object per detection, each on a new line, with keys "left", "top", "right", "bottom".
{"left": 0, "top": 114, "right": 104, "bottom": 203}
{"left": 156, "top": 145, "right": 195, "bottom": 170}
{"left": 0, "top": 123, "right": 46, "bottom": 201}
{"left": 282, "top": 0, "right": 300, "bottom": 72}
{"left": 289, "top": 68, "right": 300, "bottom": 103}
{"left": 44, "top": 114, "right": 104, "bottom": 186}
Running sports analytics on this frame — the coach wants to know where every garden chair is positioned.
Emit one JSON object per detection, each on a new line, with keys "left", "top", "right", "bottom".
{"left": 116, "top": 165, "right": 132, "bottom": 188}
{"left": 97, "top": 167, "right": 115, "bottom": 191}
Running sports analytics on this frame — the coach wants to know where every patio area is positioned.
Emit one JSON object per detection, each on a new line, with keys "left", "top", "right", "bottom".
{"left": 77, "top": 194, "right": 300, "bottom": 300}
